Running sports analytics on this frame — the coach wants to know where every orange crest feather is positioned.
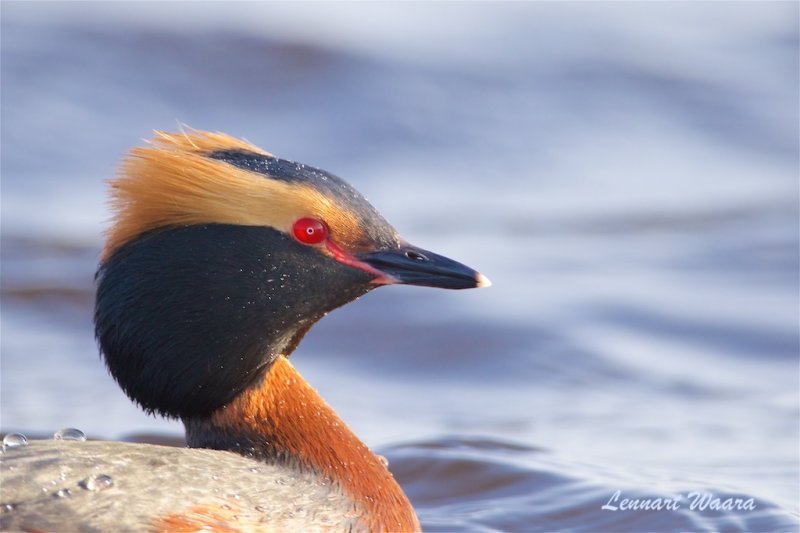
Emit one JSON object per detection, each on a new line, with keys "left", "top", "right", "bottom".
{"left": 103, "top": 131, "right": 363, "bottom": 261}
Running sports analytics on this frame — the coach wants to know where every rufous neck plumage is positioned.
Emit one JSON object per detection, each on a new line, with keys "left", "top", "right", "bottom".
{"left": 185, "top": 356, "right": 420, "bottom": 532}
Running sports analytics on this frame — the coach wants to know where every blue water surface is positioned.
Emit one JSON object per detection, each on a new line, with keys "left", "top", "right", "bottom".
{"left": 1, "top": 3, "right": 798, "bottom": 531}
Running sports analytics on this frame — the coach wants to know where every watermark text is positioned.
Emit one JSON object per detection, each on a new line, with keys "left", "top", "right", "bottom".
{"left": 601, "top": 490, "right": 757, "bottom": 512}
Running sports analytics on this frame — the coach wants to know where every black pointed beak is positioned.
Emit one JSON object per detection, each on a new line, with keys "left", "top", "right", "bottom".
{"left": 356, "top": 243, "right": 491, "bottom": 290}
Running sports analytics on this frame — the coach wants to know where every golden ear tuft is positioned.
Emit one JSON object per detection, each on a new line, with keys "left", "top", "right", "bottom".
{"left": 148, "top": 130, "right": 272, "bottom": 156}
{"left": 101, "top": 130, "right": 364, "bottom": 262}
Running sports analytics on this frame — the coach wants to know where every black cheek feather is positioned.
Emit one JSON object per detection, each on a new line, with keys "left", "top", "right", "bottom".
{"left": 94, "top": 224, "right": 373, "bottom": 419}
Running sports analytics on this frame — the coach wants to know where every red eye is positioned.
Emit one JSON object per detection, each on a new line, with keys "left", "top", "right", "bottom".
{"left": 292, "top": 217, "right": 329, "bottom": 245}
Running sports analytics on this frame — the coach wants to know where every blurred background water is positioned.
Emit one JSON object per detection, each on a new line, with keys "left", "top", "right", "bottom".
{"left": 1, "top": 2, "right": 798, "bottom": 531}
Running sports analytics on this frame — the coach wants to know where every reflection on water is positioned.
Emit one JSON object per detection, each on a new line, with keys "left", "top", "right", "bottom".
{"left": 1, "top": 2, "right": 798, "bottom": 531}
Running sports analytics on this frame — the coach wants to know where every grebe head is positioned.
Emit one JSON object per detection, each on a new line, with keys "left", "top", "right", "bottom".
{"left": 94, "top": 131, "right": 489, "bottom": 421}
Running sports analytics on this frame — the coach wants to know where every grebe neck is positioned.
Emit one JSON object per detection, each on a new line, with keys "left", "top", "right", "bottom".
{"left": 184, "top": 356, "right": 420, "bottom": 532}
